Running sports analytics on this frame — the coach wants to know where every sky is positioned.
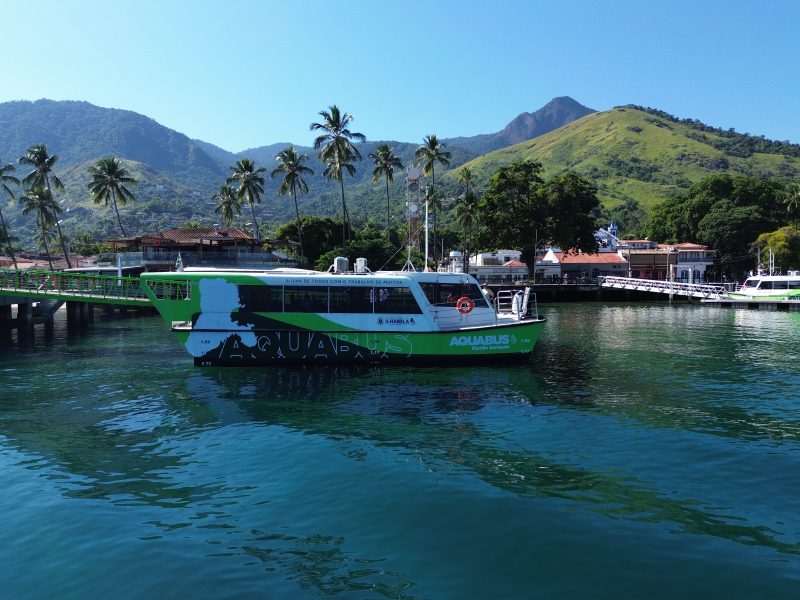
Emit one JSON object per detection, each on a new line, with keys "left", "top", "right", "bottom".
{"left": 2, "top": 0, "right": 798, "bottom": 152}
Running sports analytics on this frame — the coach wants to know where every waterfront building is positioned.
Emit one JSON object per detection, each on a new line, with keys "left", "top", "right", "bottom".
{"left": 668, "top": 242, "right": 715, "bottom": 282}
{"left": 467, "top": 250, "right": 529, "bottom": 284}
{"left": 535, "top": 248, "right": 628, "bottom": 282}
{"left": 106, "top": 227, "right": 297, "bottom": 270}
{"left": 616, "top": 240, "right": 714, "bottom": 282}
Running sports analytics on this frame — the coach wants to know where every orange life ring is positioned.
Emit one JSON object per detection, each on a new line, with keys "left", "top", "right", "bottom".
{"left": 456, "top": 296, "right": 475, "bottom": 314}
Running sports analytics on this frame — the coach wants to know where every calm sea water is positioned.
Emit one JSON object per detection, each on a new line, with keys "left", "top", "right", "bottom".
{"left": 1, "top": 303, "right": 799, "bottom": 599}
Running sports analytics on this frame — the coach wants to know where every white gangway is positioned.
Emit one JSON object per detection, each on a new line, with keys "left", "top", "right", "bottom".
{"left": 599, "top": 276, "right": 725, "bottom": 299}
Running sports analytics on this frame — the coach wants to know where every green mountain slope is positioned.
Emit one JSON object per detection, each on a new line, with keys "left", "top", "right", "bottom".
{"left": 450, "top": 106, "right": 800, "bottom": 209}
{"left": 0, "top": 99, "right": 226, "bottom": 190}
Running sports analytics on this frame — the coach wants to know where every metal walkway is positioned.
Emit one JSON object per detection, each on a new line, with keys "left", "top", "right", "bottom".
{"left": 599, "top": 276, "right": 725, "bottom": 299}
{"left": 0, "top": 269, "right": 152, "bottom": 307}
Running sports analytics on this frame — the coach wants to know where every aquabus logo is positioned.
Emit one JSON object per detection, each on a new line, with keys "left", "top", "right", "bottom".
{"left": 449, "top": 334, "right": 510, "bottom": 347}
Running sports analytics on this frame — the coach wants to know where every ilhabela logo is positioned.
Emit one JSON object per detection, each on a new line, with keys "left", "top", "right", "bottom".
{"left": 449, "top": 334, "right": 510, "bottom": 347}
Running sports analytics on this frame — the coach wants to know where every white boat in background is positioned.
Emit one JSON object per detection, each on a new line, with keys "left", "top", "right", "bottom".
{"left": 725, "top": 272, "right": 800, "bottom": 301}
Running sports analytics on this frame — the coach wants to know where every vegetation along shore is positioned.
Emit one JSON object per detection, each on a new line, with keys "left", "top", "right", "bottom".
{"left": 1, "top": 96, "right": 798, "bottom": 278}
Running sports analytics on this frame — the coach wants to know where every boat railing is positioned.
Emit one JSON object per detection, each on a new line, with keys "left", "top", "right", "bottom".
{"left": 495, "top": 287, "right": 538, "bottom": 320}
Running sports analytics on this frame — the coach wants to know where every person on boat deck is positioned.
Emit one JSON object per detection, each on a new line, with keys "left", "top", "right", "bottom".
{"left": 481, "top": 283, "right": 494, "bottom": 302}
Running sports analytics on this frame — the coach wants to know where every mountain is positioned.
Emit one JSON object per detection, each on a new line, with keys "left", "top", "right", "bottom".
{"left": 443, "top": 96, "right": 595, "bottom": 155}
{"left": 0, "top": 99, "right": 225, "bottom": 190}
{"left": 447, "top": 105, "right": 800, "bottom": 210}
{"left": 5, "top": 96, "right": 796, "bottom": 250}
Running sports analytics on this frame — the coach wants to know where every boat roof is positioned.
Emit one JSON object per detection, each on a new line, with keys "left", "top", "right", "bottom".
{"left": 144, "top": 267, "right": 479, "bottom": 285}
{"left": 745, "top": 274, "right": 800, "bottom": 280}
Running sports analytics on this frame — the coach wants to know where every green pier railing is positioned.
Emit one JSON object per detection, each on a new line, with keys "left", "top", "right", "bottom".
{"left": 0, "top": 269, "right": 184, "bottom": 307}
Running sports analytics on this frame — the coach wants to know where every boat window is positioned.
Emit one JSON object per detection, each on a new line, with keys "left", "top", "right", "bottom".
{"left": 420, "top": 283, "right": 436, "bottom": 304}
{"left": 330, "top": 286, "right": 373, "bottom": 313}
{"left": 742, "top": 278, "right": 759, "bottom": 288}
{"left": 429, "top": 282, "right": 487, "bottom": 307}
{"left": 757, "top": 281, "right": 773, "bottom": 290}
{"left": 284, "top": 286, "right": 328, "bottom": 312}
{"left": 789, "top": 280, "right": 800, "bottom": 290}
{"left": 373, "top": 287, "right": 423, "bottom": 314}
{"left": 463, "top": 283, "right": 487, "bottom": 305}
{"left": 772, "top": 280, "right": 789, "bottom": 289}
{"left": 238, "top": 284, "right": 282, "bottom": 312}
{"left": 436, "top": 283, "right": 463, "bottom": 306}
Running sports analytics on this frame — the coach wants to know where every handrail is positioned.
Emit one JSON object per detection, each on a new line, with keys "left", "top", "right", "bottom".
{"left": 599, "top": 276, "right": 725, "bottom": 298}
{"left": 0, "top": 268, "right": 162, "bottom": 305}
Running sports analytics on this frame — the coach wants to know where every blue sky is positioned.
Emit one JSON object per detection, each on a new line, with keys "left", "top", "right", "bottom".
{"left": 2, "top": 0, "right": 798, "bottom": 152}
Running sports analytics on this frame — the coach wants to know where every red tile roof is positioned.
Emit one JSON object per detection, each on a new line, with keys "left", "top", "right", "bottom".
{"left": 503, "top": 259, "right": 527, "bottom": 267}
{"left": 555, "top": 252, "right": 627, "bottom": 264}
{"left": 159, "top": 227, "right": 253, "bottom": 243}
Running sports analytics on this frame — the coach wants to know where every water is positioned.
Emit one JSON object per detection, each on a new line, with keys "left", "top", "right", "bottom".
{"left": 1, "top": 303, "right": 799, "bottom": 599}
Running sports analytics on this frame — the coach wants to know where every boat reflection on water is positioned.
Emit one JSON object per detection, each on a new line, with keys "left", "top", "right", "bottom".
{"left": 182, "top": 363, "right": 542, "bottom": 429}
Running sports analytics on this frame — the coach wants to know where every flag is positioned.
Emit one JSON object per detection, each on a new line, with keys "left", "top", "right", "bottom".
{"left": 175, "top": 253, "right": 184, "bottom": 272}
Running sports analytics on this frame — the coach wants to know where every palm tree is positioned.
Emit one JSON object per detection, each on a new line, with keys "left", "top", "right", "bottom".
{"left": 20, "top": 185, "right": 60, "bottom": 270}
{"left": 1, "top": 161, "right": 20, "bottom": 268}
{"left": 369, "top": 144, "right": 404, "bottom": 235}
{"left": 213, "top": 185, "right": 241, "bottom": 226}
{"left": 272, "top": 147, "right": 314, "bottom": 259}
{"left": 785, "top": 183, "right": 800, "bottom": 227}
{"left": 227, "top": 158, "right": 266, "bottom": 242}
{"left": 19, "top": 144, "right": 72, "bottom": 267}
{"left": 311, "top": 105, "right": 366, "bottom": 249}
{"left": 86, "top": 157, "right": 137, "bottom": 237}
{"left": 456, "top": 167, "right": 479, "bottom": 273}
{"left": 414, "top": 135, "right": 451, "bottom": 263}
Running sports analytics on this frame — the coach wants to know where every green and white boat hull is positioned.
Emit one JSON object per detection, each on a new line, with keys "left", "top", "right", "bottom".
{"left": 141, "top": 268, "right": 546, "bottom": 366}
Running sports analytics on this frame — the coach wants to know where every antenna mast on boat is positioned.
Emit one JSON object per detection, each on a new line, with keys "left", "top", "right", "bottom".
{"left": 403, "top": 166, "right": 422, "bottom": 271}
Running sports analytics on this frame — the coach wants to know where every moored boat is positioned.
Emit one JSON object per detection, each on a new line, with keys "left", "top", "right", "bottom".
{"left": 724, "top": 272, "right": 800, "bottom": 301}
{"left": 139, "top": 258, "right": 546, "bottom": 366}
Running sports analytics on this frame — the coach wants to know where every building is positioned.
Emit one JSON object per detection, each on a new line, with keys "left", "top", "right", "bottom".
{"left": 616, "top": 240, "right": 714, "bottom": 282}
{"left": 467, "top": 250, "right": 529, "bottom": 284}
{"left": 669, "top": 242, "right": 715, "bottom": 282}
{"left": 535, "top": 249, "right": 628, "bottom": 282}
{"left": 107, "top": 227, "right": 296, "bottom": 270}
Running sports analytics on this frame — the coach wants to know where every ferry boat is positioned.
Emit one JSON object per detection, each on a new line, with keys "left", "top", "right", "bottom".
{"left": 725, "top": 272, "right": 800, "bottom": 301}
{"left": 139, "top": 258, "right": 546, "bottom": 366}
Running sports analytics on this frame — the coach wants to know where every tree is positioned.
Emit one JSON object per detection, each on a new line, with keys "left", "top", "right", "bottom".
{"left": 414, "top": 134, "right": 451, "bottom": 263}
{"left": 752, "top": 227, "right": 800, "bottom": 272}
{"left": 212, "top": 185, "right": 241, "bottom": 226}
{"left": 0, "top": 161, "right": 20, "bottom": 268}
{"left": 785, "top": 183, "right": 800, "bottom": 227}
{"left": 227, "top": 158, "right": 266, "bottom": 242}
{"left": 645, "top": 173, "right": 787, "bottom": 275}
{"left": 475, "top": 160, "right": 546, "bottom": 272}
{"left": 369, "top": 144, "right": 404, "bottom": 235}
{"left": 475, "top": 161, "right": 599, "bottom": 273}
{"left": 272, "top": 147, "right": 314, "bottom": 260}
{"left": 456, "top": 167, "right": 478, "bottom": 272}
{"left": 311, "top": 105, "right": 365, "bottom": 249}
{"left": 539, "top": 173, "right": 600, "bottom": 255}
{"left": 696, "top": 201, "right": 774, "bottom": 270}
{"left": 86, "top": 157, "right": 137, "bottom": 237}
{"left": 274, "top": 216, "right": 342, "bottom": 268}
{"left": 20, "top": 185, "right": 60, "bottom": 269}
{"left": 19, "top": 144, "right": 71, "bottom": 267}
{"left": 314, "top": 225, "right": 397, "bottom": 272}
